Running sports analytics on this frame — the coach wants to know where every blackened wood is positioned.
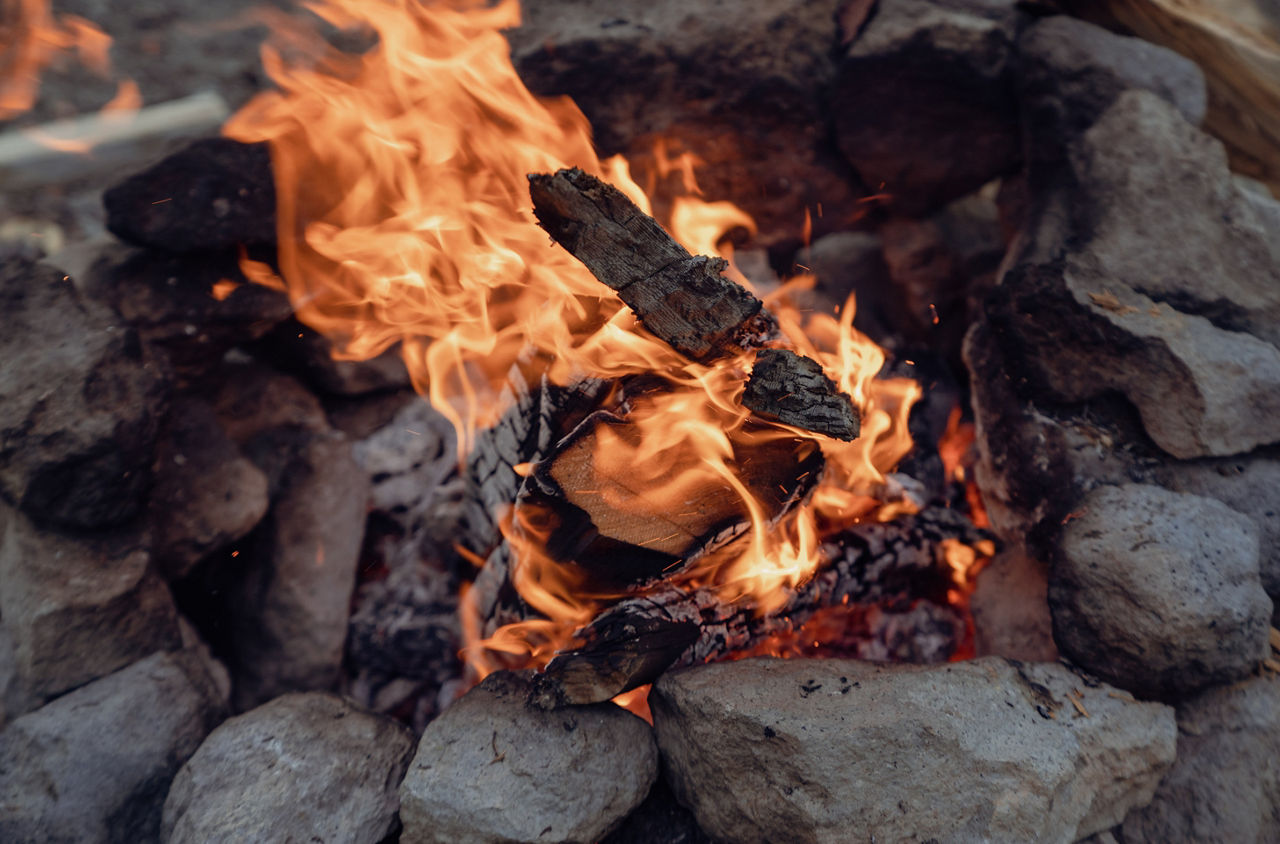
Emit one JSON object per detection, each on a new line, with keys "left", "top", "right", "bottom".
{"left": 531, "top": 506, "right": 992, "bottom": 706}
{"left": 743, "top": 349, "right": 860, "bottom": 441}
{"left": 528, "top": 168, "right": 776, "bottom": 363}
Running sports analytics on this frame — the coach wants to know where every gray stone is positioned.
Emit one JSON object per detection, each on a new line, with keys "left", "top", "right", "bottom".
{"left": 971, "top": 545, "right": 1058, "bottom": 662}
{"left": 651, "top": 656, "right": 1175, "bottom": 844}
{"left": 0, "top": 650, "right": 228, "bottom": 844}
{"left": 988, "top": 93, "right": 1280, "bottom": 459}
{"left": 508, "top": 0, "right": 858, "bottom": 247}
{"left": 1121, "top": 674, "right": 1280, "bottom": 842}
{"left": 161, "top": 692, "right": 414, "bottom": 844}
{"left": 1051, "top": 484, "right": 1272, "bottom": 699}
{"left": 253, "top": 321, "right": 411, "bottom": 397}
{"left": 400, "top": 671, "right": 657, "bottom": 844}
{"left": 0, "top": 258, "right": 168, "bottom": 529}
{"left": 224, "top": 430, "right": 369, "bottom": 710}
{"left": 1016, "top": 15, "right": 1207, "bottom": 165}
{"left": 832, "top": 0, "right": 1024, "bottom": 215}
{"left": 150, "top": 397, "right": 269, "bottom": 580}
{"left": 0, "top": 503, "right": 181, "bottom": 707}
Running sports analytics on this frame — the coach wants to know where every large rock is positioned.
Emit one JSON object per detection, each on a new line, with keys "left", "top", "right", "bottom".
{"left": 987, "top": 94, "right": 1280, "bottom": 459}
{"left": 150, "top": 397, "right": 269, "bottom": 581}
{"left": 651, "top": 657, "right": 1175, "bottom": 844}
{"left": 400, "top": 671, "right": 657, "bottom": 844}
{"left": 161, "top": 692, "right": 414, "bottom": 844}
{"left": 103, "top": 138, "right": 276, "bottom": 252}
{"left": 0, "top": 504, "right": 181, "bottom": 709}
{"left": 508, "top": 0, "right": 859, "bottom": 246}
{"left": 832, "top": 0, "right": 1024, "bottom": 216}
{"left": 1015, "top": 14, "right": 1207, "bottom": 165}
{"left": 251, "top": 321, "right": 411, "bottom": 397}
{"left": 970, "top": 545, "right": 1058, "bottom": 662}
{"left": 0, "top": 258, "right": 168, "bottom": 529}
{"left": 0, "top": 650, "right": 228, "bottom": 843}
{"left": 1051, "top": 484, "right": 1271, "bottom": 699}
{"left": 1121, "top": 674, "right": 1280, "bottom": 842}
{"left": 223, "top": 428, "right": 369, "bottom": 710}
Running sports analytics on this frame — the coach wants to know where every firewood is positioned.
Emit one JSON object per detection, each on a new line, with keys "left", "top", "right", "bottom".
{"left": 524, "top": 407, "right": 825, "bottom": 585}
{"left": 531, "top": 506, "right": 993, "bottom": 707}
{"left": 527, "top": 168, "right": 861, "bottom": 440}
{"left": 743, "top": 349, "right": 859, "bottom": 441}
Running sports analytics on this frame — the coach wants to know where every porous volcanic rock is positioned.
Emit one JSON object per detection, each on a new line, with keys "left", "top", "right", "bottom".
{"left": 0, "top": 258, "right": 168, "bottom": 529}
{"left": 0, "top": 651, "right": 227, "bottom": 844}
{"left": 104, "top": 138, "right": 275, "bottom": 252}
{"left": 399, "top": 671, "right": 657, "bottom": 844}
{"left": 0, "top": 503, "right": 181, "bottom": 710}
{"left": 832, "top": 0, "right": 1025, "bottom": 215}
{"left": 150, "top": 397, "right": 269, "bottom": 580}
{"left": 651, "top": 656, "right": 1175, "bottom": 844}
{"left": 1120, "top": 673, "right": 1280, "bottom": 842}
{"left": 507, "top": 0, "right": 860, "bottom": 246}
{"left": 161, "top": 692, "right": 414, "bottom": 844}
{"left": 1051, "top": 484, "right": 1271, "bottom": 699}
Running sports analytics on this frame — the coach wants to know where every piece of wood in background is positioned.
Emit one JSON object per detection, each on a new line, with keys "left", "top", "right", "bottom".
{"left": 531, "top": 506, "right": 992, "bottom": 707}
{"left": 743, "top": 349, "right": 860, "bottom": 441}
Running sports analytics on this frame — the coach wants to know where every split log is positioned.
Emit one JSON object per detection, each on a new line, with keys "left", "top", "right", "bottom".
{"left": 524, "top": 407, "right": 825, "bottom": 586}
{"left": 530, "top": 506, "right": 993, "bottom": 707}
{"left": 743, "top": 349, "right": 859, "bottom": 441}
{"left": 528, "top": 168, "right": 860, "bottom": 441}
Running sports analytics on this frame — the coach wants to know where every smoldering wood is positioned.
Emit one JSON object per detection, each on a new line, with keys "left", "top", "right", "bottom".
{"left": 528, "top": 167, "right": 776, "bottom": 363}
{"left": 743, "top": 349, "right": 860, "bottom": 441}
{"left": 524, "top": 408, "right": 825, "bottom": 585}
{"left": 531, "top": 506, "right": 993, "bottom": 707}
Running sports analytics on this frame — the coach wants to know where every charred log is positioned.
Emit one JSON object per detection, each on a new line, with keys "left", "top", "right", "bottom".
{"left": 531, "top": 507, "right": 993, "bottom": 707}
{"left": 743, "top": 349, "right": 859, "bottom": 441}
{"left": 528, "top": 168, "right": 860, "bottom": 441}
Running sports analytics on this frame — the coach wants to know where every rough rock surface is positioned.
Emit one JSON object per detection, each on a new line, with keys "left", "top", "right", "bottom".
{"left": 832, "top": 0, "right": 1024, "bottom": 215}
{"left": 970, "top": 545, "right": 1058, "bottom": 662}
{"left": 1051, "top": 484, "right": 1271, "bottom": 699}
{"left": 1015, "top": 14, "right": 1207, "bottom": 164}
{"left": 104, "top": 138, "right": 275, "bottom": 252}
{"left": 162, "top": 692, "right": 414, "bottom": 844}
{"left": 508, "top": 0, "right": 859, "bottom": 246}
{"left": 987, "top": 91, "right": 1280, "bottom": 459}
{"left": 252, "top": 321, "right": 411, "bottom": 397}
{"left": 88, "top": 246, "right": 292, "bottom": 375}
{"left": 0, "top": 651, "right": 228, "bottom": 844}
{"left": 0, "top": 258, "right": 168, "bottom": 529}
{"left": 1121, "top": 673, "right": 1280, "bottom": 842}
{"left": 223, "top": 429, "right": 369, "bottom": 710}
{"left": 150, "top": 397, "right": 269, "bottom": 580}
{"left": 651, "top": 657, "right": 1175, "bottom": 844}
{"left": 0, "top": 503, "right": 181, "bottom": 709}
{"left": 400, "top": 671, "right": 657, "bottom": 844}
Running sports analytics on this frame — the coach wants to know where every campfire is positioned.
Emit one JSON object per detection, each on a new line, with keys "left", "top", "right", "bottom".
{"left": 2, "top": 0, "right": 1279, "bottom": 842}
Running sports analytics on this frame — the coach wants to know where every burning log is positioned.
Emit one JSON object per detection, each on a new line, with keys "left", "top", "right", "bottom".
{"left": 528, "top": 168, "right": 859, "bottom": 441}
{"left": 531, "top": 506, "right": 993, "bottom": 708}
{"left": 526, "top": 408, "right": 824, "bottom": 585}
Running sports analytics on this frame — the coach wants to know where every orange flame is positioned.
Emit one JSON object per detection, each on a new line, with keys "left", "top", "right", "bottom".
{"left": 0, "top": 0, "right": 116, "bottom": 119}
{"left": 224, "top": 0, "right": 919, "bottom": 685}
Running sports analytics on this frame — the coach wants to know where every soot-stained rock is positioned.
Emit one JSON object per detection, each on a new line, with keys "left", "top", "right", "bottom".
{"left": 1120, "top": 673, "right": 1280, "bottom": 842}
{"left": 149, "top": 397, "right": 269, "bottom": 581}
{"left": 832, "top": 0, "right": 1024, "bottom": 216}
{"left": 651, "top": 656, "right": 1175, "bottom": 844}
{"left": 161, "top": 692, "right": 414, "bottom": 844}
{"left": 1051, "top": 484, "right": 1272, "bottom": 700}
{"left": 0, "top": 503, "right": 181, "bottom": 710}
{"left": 0, "top": 258, "right": 168, "bottom": 529}
{"left": 0, "top": 650, "right": 227, "bottom": 844}
{"left": 399, "top": 671, "right": 657, "bottom": 844}
{"left": 970, "top": 544, "right": 1058, "bottom": 662}
{"left": 104, "top": 138, "right": 276, "bottom": 252}
{"left": 508, "top": 0, "right": 860, "bottom": 247}
{"left": 251, "top": 320, "right": 411, "bottom": 397}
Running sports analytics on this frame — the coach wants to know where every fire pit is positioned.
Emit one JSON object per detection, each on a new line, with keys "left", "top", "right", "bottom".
{"left": 2, "top": 0, "right": 1279, "bottom": 842}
